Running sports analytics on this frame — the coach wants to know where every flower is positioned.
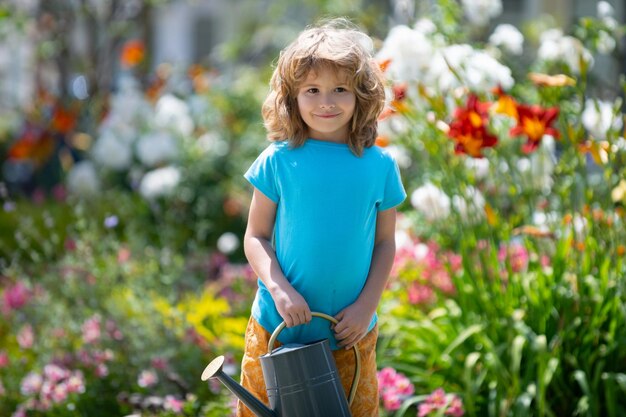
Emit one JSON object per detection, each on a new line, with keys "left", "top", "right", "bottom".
{"left": 164, "top": 395, "right": 185, "bottom": 413}
{"left": 17, "top": 324, "right": 34, "bottom": 349}
{"left": 581, "top": 99, "right": 623, "bottom": 140}
{"left": 410, "top": 182, "right": 451, "bottom": 221}
{"left": 461, "top": 0, "right": 502, "bottom": 26}
{"left": 527, "top": 72, "right": 575, "bottom": 87}
{"left": 448, "top": 94, "right": 498, "bottom": 157}
{"left": 2, "top": 281, "right": 31, "bottom": 314}
{"left": 138, "top": 370, "right": 159, "bottom": 388}
{"left": 537, "top": 30, "right": 594, "bottom": 74}
{"left": 612, "top": 179, "right": 626, "bottom": 205}
{"left": 418, "top": 388, "right": 465, "bottom": 417}
{"left": 217, "top": 232, "right": 240, "bottom": 254}
{"left": 136, "top": 130, "right": 179, "bottom": 167}
{"left": 377, "top": 367, "right": 414, "bottom": 411}
{"left": 67, "top": 161, "right": 101, "bottom": 196}
{"left": 509, "top": 104, "right": 560, "bottom": 153}
{"left": 92, "top": 130, "right": 133, "bottom": 171}
{"left": 489, "top": 24, "right": 524, "bottom": 55}
{"left": 154, "top": 94, "right": 194, "bottom": 137}
{"left": 120, "top": 39, "right": 145, "bottom": 68}
{"left": 138, "top": 166, "right": 181, "bottom": 200}
{"left": 82, "top": 314, "right": 102, "bottom": 344}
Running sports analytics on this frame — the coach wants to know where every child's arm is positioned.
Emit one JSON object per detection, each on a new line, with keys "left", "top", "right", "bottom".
{"left": 243, "top": 188, "right": 312, "bottom": 328}
{"left": 333, "top": 207, "right": 397, "bottom": 349}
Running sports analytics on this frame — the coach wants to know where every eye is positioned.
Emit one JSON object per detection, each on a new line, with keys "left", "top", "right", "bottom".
{"left": 306, "top": 88, "right": 319, "bottom": 94}
{"left": 335, "top": 87, "right": 349, "bottom": 93}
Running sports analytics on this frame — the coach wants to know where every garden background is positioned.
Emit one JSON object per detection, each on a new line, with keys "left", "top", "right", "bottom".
{"left": 1, "top": 0, "right": 626, "bottom": 416}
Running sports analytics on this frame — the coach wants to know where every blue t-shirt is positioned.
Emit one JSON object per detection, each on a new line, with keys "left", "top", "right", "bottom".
{"left": 244, "top": 138, "right": 406, "bottom": 349}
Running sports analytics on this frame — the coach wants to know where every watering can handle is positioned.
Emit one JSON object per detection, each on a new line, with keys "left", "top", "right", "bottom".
{"left": 267, "top": 311, "right": 361, "bottom": 407}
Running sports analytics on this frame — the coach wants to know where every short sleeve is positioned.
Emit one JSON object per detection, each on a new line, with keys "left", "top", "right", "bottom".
{"left": 244, "top": 145, "right": 280, "bottom": 203}
{"left": 378, "top": 157, "right": 406, "bottom": 211}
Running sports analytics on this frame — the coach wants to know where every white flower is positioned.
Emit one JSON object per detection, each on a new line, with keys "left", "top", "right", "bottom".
{"left": 596, "top": 30, "right": 616, "bottom": 54}
{"left": 597, "top": 1, "right": 614, "bottom": 19}
{"left": 217, "top": 232, "right": 240, "bottom": 254}
{"left": 197, "top": 132, "right": 229, "bottom": 156}
{"left": 537, "top": 31, "right": 594, "bottom": 74}
{"left": 92, "top": 131, "right": 133, "bottom": 170}
{"left": 67, "top": 161, "right": 101, "bottom": 196}
{"left": 582, "top": 99, "right": 623, "bottom": 139}
{"left": 155, "top": 94, "right": 194, "bottom": 137}
{"left": 434, "top": 44, "right": 513, "bottom": 92}
{"left": 410, "top": 182, "right": 451, "bottom": 221}
{"left": 452, "top": 186, "right": 485, "bottom": 223}
{"left": 465, "top": 157, "right": 490, "bottom": 180}
{"left": 461, "top": 0, "right": 502, "bottom": 26}
{"left": 384, "top": 145, "right": 412, "bottom": 169}
{"left": 136, "top": 131, "right": 179, "bottom": 167}
{"left": 413, "top": 18, "right": 437, "bottom": 35}
{"left": 489, "top": 24, "right": 524, "bottom": 55}
{"left": 376, "top": 25, "right": 434, "bottom": 82}
{"left": 139, "top": 166, "right": 181, "bottom": 200}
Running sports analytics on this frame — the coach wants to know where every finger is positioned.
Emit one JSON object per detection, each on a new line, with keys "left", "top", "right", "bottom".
{"left": 296, "top": 310, "right": 306, "bottom": 325}
{"left": 304, "top": 309, "right": 312, "bottom": 323}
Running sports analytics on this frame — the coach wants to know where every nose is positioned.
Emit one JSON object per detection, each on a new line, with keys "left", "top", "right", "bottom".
{"left": 318, "top": 93, "right": 336, "bottom": 109}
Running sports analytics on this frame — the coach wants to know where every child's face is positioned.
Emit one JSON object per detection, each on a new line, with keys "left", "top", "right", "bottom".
{"left": 296, "top": 66, "right": 356, "bottom": 143}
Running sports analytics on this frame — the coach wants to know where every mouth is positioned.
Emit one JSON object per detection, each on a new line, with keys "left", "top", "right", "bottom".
{"left": 314, "top": 113, "right": 340, "bottom": 119}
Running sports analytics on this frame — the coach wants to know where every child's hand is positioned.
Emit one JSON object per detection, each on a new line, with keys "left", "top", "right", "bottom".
{"left": 273, "top": 287, "right": 312, "bottom": 328}
{"left": 333, "top": 303, "right": 374, "bottom": 350}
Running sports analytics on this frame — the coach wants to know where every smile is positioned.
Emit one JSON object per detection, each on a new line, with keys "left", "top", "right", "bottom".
{"left": 314, "top": 113, "right": 340, "bottom": 118}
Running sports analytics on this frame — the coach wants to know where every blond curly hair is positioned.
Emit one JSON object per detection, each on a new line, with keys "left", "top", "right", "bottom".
{"left": 262, "top": 18, "right": 386, "bottom": 156}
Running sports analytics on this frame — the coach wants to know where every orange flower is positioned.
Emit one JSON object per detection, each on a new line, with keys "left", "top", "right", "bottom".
{"left": 390, "top": 83, "right": 409, "bottom": 114}
{"left": 50, "top": 105, "right": 77, "bottom": 134}
{"left": 447, "top": 94, "right": 498, "bottom": 158}
{"left": 120, "top": 39, "right": 145, "bottom": 68}
{"left": 379, "top": 58, "right": 392, "bottom": 72}
{"left": 528, "top": 72, "right": 576, "bottom": 87}
{"left": 509, "top": 104, "right": 560, "bottom": 153}
{"left": 8, "top": 126, "right": 55, "bottom": 167}
{"left": 375, "top": 136, "right": 390, "bottom": 147}
{"left": 491, "top": 86, "right": 518, "bottom": 120}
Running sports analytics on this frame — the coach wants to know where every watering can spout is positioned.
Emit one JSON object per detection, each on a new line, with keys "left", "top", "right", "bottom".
{"left": 201, "top": 356, "right": 276, "bottom": 417}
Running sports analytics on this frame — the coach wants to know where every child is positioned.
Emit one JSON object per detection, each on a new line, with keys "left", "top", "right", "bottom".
{"left": 239, "top": 18, "right": 406, "bottom": 417}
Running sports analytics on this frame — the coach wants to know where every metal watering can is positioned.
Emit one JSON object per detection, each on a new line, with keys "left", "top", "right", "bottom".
{"left": 201, "top": 312, "right": 361, "bottom": 417}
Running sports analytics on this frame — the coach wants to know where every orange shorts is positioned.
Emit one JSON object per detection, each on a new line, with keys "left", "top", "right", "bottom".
{"left": 236, "top": 316, "right": 379, "bottom": 417}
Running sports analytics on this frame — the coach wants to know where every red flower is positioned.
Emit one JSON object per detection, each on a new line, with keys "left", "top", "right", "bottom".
{"left": 509, "top": 104, "right": 560, "bottom": 153}
{"left": 447, "top": 94, "right": 498, "bottom": 158}
{"left": 120, "top": 39, "right": 145, "bottom": 68}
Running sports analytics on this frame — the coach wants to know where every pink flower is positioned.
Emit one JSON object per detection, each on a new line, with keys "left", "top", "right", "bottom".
{"left": 408, "top": 283, "right": 435, "bottom": 305}
{"left": 426, "top": 388, "right": 447, "bottom": 408}
{"left": 164, "top": 395, "right": 185, "bottom": 413}
{"left": 44, "top": 364, "right": 70, "bottom": 383}
{"left": 377, "top": 367, "right": 415, "bottom": 412}
{"left": 17, "top": 324, "right": 35, "bottom": 349}
{"left": 418, "top": 402, "right": 435, "bottom": 417}
{"left": 0, "top": 351, "right": 9, "bottom": 367}
{"left": 20, "top": 372, "right": 43, "bottom": 395}
{"left": 51, "top": 383, "right": 69, "bottom": 403}
{"left": 11, "top": 405, "right": 27, "bottom": 417}
{"left": 498, "top": 242, "right": 529, "bottom": 273}
{"left": 382, "top": 391, "right": 402, "bottom": 410}
{"left": 138, "top": 370, "right": 159, "bottom": 388}
{"left": 419, "top": 388, "right": 465, "bottom": 417}
{"left": 151, "top": 357, "right": 169, "bottom": 370}
{"left": 2, "top": 281, "right": 31, "bottom": 314}
{"left": 81, "top": 315, "right": 101, "bottom": 344}
{"left": 66, "top": 372, "right": 86, "bottom": 394}
{"left": 95, "top": 364, "right": 109, "bottom": 378}
{"left": 446, "top": 396, "right": 465, "bottom": 416}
